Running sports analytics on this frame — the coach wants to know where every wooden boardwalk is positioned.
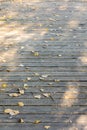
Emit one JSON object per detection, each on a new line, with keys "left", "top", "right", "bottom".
{"left": 0, "top": 0, "right": 87, "bottom": 130}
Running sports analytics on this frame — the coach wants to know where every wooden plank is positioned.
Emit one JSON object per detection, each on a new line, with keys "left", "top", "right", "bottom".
{"left": 1, "top": 48, "right": 87, "bottom": 53}
{"left": 1, "top": 46, "right": 87, "bottom": 51}
{"left": 0, "top": 92, "right": 86, "bottom": 99}
{"left": 1, "top": 71, "right": 87, "bottom": 77}
{"left": 0, "top": 42, "right": 86, "bottom": 48}
{"left": 1, "top": 63, "right": 87, "bottom": 67}
{"left": 0, "top": 113, "right": 86, "bottom": 123}
{"left": 0, "top": 106, "right": 87, "bottom": 114}
{"left": 0, "top": 99, "right": 86, "bottom": 106}
{"left": 18, "top": 51, "right": 87, "bottom": 56}
{"left": 1, "top": 66, "right": 87, "bottom": 73}
{"left": 1, "top": 0, "right": 87, "bottom": 2}
{"left": 1, "top": 60, "right": 87, "bottom": 64}
{"left": 0, "top": 122, "right": 80, "bottom": 130}
{"left": 0, "top": 0, "right": 87, "bottom": 130}
{"left": 4, "top": 86, "right": 87, "bottom": 93}
{"left": 2, "top": 75, "right": 87, "bottom": 82}
{"left": 1, "top": 80, "right": 87, "bottom": 87}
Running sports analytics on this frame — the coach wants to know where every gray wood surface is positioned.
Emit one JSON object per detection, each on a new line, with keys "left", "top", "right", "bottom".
{"left": 0, "top": 0, "right": 87, "bottom": 130}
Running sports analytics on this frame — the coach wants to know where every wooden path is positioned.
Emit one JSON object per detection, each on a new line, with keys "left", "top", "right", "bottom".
{"left": 0, "top": 0, "right": 87, "bottom": 130}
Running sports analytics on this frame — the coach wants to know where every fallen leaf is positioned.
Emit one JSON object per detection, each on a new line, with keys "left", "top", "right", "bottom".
{"left": 54, "top": 79, "right": 60, "bottom": 82}
{"left": 9, "top": 93, "right": 20, "bottom": 97}
{"left": 18, "top": 102, "right": 24, "bottom": 107}
{"left": 18, "top": 89, "right": 24, "bottom": 95}
{"left": 27, "top": 77, "right": 31, "bottom": 80}
{"left": 23, "top": 86, "right": 29, "bottom": 90}
{"left": 33, "top": 120, "right": 41, "bottom": 124}
{"left": 49, "top": 18, "right": 55, "bottom": 21}
{"left": 18, "top": 118, "right": 24, "bottom": 123}
{"left": 24, "top": 83, "right": 28, "bottom": 87}
{"left": 44, "top": 126, "right": 51, "bottom": 129}
{"left": 58, "top": 54, "right": 62, "bottom": 57}
{"left": 6, "top": 69, "right": 10, "bottom": 72}
{"left": 19, "top": 64, "right": 24, "bottom": 67}
{"left": 40, "top": 88, "right": 44, "bottom": 92}
{"left": 42, "top": 93, "right": 51, "bottom": 97}
{"left": 4, "top": 109, "right": 19, "bottom": 116}
{"left": 41, "top": 75, "right": 48, "bottom": 78}
{"left": 34, "top": 73, "right": 40, "bottom": 76}
{"left": 39, "top": 77, "right": 45, "bottom": 80}
{"left": 33, "top": 52, "right": 39, "bottom": 56}
{"left": 34, "top": 95, "right": 41, "bottom": 99}
{"left": 48, "top": 83, "right": 53, "bottom": 85}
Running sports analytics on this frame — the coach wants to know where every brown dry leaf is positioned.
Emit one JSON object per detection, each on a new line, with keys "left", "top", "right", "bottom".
{"left": 4, "top": 109, "right": 19, "bottom": 116}
{"left": 33, "top": 120, "right": 41, "bottom": 124}
{"left": 34, "top": 95, "right": 41, "bottom": 99}
{"left": 42, "top": 93, "right": 51, "bottom": 97}
{"left": 18, "top": 102, "right": 24, "bottom": 107}
{"left": 9, "top": 93, "right": 20, "bottom": 97}
{"left": 44, "top": 126, "right": 51, "bottom": 129}
{"left": 6, "top": 69, "right": 10, "bottom": 72}
{"left": 18, "top": 118, "right": 24, "bottom": 123}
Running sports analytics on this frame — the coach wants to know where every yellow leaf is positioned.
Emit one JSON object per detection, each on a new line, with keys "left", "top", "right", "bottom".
{"left": 18, "top": 102, "right": 24, "bottom": 107}
{"left": 34, "top": 120, "right": 41, "bottom": 124}
{"left": 9, "top": 93, "right": 20, "bottom": 97}
{"left": 4, "top": 109, "right": 19, "bottom": 116}
{"left": 2, "top": 83, "right": 7, "bottom": 88}
{"left": 18, "top": 118, "right": 24, "bottom": 123}
{"left": 33, "top": 52, "right": 39, "bottom": 56}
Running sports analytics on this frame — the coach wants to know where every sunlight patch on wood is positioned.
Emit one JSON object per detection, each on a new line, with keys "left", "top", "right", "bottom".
{"left": 0, "top": 48, "right": 17, "bottom": 63}
{"left": 58, "top": 5, "right": 68, "bottom": 11}
{"left": 75, "top": 5, "right": 87, "bottom": 12}
{"left": 79, "top": 56, "right": 87, "bottom": 65}
{"left": 68, "top": 20, "right": 79, "bottom": 29}
{"left": 61, "top": 85, "right": 79, "bottom": 107}
{"left": 76, "top": 115, "right": 87, "bottom": 125}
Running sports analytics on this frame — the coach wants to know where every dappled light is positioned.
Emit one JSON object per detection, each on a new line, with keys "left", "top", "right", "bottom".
{"left": 75, "top": 5, "right": 87, "bottom": 12}
{"left": 76, "top": 115, "right": 87, "bottom": 126}
{"left": 79, "top": 56, "right": 87, "bottom": 65}
{"left": 61, "top": 85, "right": 79, "bottom": 107}
{"left": 58, "top": 5, "right": 68, "bottom": 11}
{"left": 68, "top": 20, "right": 79, "bottom": 29}
{"left": 0, "top": 0, "right": 87, "bottom": 130}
